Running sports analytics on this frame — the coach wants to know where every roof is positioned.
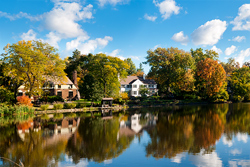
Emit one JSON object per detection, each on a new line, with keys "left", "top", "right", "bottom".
{"left": 120, "top": 76, "right": 157, "bottom": 85}
{"left": 45, "top": 76, "right": 74, "bottom": 85}
{"left": 102, "top": 98, "right": 113, "bottom": 100}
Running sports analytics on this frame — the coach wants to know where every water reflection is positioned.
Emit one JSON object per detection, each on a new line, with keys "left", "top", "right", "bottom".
{"left": 0, "top": 104, "right": 250, "bottom": 166}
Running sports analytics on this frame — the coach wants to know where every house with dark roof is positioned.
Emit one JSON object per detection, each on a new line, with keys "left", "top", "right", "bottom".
{"left": 18, "top": 74, "right": 80, "bottom": 100}
{"left": 120, "top": 75, "right": 158, "bottom": 97}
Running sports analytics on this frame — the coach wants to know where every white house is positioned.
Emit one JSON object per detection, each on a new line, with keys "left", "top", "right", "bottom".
{"left": 120, "top": 75, "right": 158, "bottom": 97}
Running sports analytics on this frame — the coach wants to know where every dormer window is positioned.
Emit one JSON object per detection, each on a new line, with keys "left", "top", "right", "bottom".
{"left": 58, "top": 84, "right": 61, "bottom": 89}
{"left": 69, "top": 84, "right": 73, "bottom": 89}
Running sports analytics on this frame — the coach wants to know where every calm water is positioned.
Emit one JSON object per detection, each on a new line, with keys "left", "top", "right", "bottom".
{"left": 1, "top": 103, "right": 250, "bottom": 167}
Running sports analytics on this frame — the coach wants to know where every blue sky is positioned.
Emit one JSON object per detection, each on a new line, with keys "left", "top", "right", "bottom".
{"left": 1, "top": 0, "right": 250, "bottom": 73}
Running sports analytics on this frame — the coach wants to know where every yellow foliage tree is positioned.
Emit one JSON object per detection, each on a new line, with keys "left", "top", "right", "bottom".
{"left": 1, "top": 40, "right": 66, "bottom": 98}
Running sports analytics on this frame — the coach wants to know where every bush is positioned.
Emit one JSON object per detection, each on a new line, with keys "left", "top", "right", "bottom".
{"left": 233, "top": 95, "right": 244, "bottom": 102}
{"left": 14, "top": 105, "right": 34, "bottom": 114}
{"left": 17, "top": 95, "right": 33, "bottom": 107}
{"left": 76, "top": 103, "right": 86, "bottom": 108}
{"left": 53, "top": 103, "right": 63, "bottom": 110}
{"left": 0, "top": 103, "right": 11, "bottom": 115}
{"left": 40, "top": 104, "right": 50, "bottom": 111}
{"left": 64, "top": 103, "right": 76, "bottom": 109}
{"left": 54, "top": 113, "right": 64, "bottom": 119}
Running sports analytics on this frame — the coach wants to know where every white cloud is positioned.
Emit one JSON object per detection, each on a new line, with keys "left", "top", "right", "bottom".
{"left": 211, "top": 46, "right": 222, "bottom": 54}
{"left": 229, "top": 160, "right": 250, "bottom": 167}
{"left": 130, "top": 56, "right": 140, "bottom": 60}
{"left": 222, "top": 136, "right": 233, "bottom": 147}
{"left": 171, "top": 31, "right": 189, "bottom": 45}
{"left": 231, "top": 4, "right": 250, "bottom": 31}
{"left": 44, "top": 2, "right": 93, "bottom": 38}
{"left": 0, "top": 11, "right": 42, "bottom": 21}
{"left": 109, "top": 49, "right": 126, "bottom": 60}
{"left": 225, "top": 45, "right": 237, "bottom": 56}
{"left": 144, "top": 13, "right": 157, "bottom": 21}
{"left": 67, "top": 36, "right": 113, "bottom": 54}
{"left": 171, "top": 153, "right": 186, "bottom": 163}
{"left": 235, "top": 48, "right": 250, "bottom": 66}
{"left": 189, "top": 149, "right": 222, "bottom": 167}
{"left": 236, "top": 133, "right": 248, "bottom": 143}
{"left": 153, "top": 0, "right": 181, "bottom": 20}
{"left": 191, "top": 19, "right": 227, "bottom": 46}
{"left": 104, "top": 159, "right": 113, "bottom": 164}
{"left": 230, "top": 149, "right": 242, "bottom": 156}
{"left": 20, "top": 29, "right": 37, "bottom": 41}
{"left": 45, "top": 32, "right": 62, "bottom": 48}
{"left": 229, "top": 36, "right": 246, "bottom": 42}
{"left": 98, "top": 0, "right": 130, "bottom": 7}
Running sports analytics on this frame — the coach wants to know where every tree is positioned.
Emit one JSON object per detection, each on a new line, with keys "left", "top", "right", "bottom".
{"left": 139, "top": 85, "right": 149, "bottom": 96}
{"left": 124, "top": 58, "right": 137, "bottom": 75}
{"left": 195, "top": 58, "right": 228, "bottom": 101}
{"left": 221, "top": 58, "right": 240, "bottom": 75}
{"left": 145, "top": 47, "right": 195, "bottom": 95}
{"left": 86, "top": 53, "right": 129, "bottom": 98}
{"left": 230, "top": 66, "right": 250, "bottom": 101}
{"left": 191, "top": 48, "right": 219, "bottom": 63}
{"left": 1, "top": 40, "right": 66, "bottom": 98}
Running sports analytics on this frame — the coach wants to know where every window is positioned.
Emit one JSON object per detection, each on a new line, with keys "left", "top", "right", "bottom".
{"left": 57, "top": 91, "right": 62, "bottom": 97}
{"left": 121, "top": 85, "right": 125, "bottom": 88}
{"left": 69, "top": 91, "right": 73, "bottom": 98}
{"left": 133, "top": 85, "right": 137, "bottom": 88}
{"left": 69, "top": 84, "right": 73, "bottom": 89}
{"left": 18, "top": 92, "right": 23, "bottom": 96}
{"left": 58, "top": 84, "right": 61, "bottom": 89}
{"left": 133, "top": 91, "right": 137, "bottom": 95}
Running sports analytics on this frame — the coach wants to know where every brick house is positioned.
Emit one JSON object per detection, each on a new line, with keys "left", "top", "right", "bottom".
{"left": 18, "top": 71, "right": 80, "bottom": 100}
{"left": 120, "top": 75, "right": 158, "bottom": 97}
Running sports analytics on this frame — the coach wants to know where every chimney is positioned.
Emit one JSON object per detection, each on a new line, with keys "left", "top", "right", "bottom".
{"left": 73, "top": 70, "right": 78, "bottom": 88}
{"left": 143, "top": 73, "right": 146, "bottom": 80}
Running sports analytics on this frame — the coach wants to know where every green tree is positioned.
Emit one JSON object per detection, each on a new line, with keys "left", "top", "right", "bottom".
{"left": 1, "top": 40, "right": 66, "bottom": 98}
{"left": 87, "top": 53, "right": 129, "bottom": 98}
{"left": 145, "top": 47, "right": 195, "bottom": 96}
{"left": 124, "top": 58, "right": 137, "bottom": 75}
{"left": 230, "top": 66, "right": 250, "bottom": 101}
{"left": 191, "top": 48, "right": 219, "bottom": 63}
{"left": 139, "top": 85, "right": 149, "bottom": 96}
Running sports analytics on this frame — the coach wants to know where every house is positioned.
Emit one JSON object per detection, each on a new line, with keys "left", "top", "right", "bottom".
{"left": 120, "top": 75, "right": 158, "bottom": 97}
{"left": 18, "top": 71, "right": 80, "bottom": 100}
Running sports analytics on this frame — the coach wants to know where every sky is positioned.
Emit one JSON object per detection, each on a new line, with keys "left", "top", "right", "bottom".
{"left": 0, "top": 0, "right": 250, "bottom": 74}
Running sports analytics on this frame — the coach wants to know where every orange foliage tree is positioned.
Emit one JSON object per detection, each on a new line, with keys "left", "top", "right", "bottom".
{"left": 195, "top": 58, "right": 228, "bottom": 101}
{"left": 17, "top": 95, "right": 33, "bottom": 106}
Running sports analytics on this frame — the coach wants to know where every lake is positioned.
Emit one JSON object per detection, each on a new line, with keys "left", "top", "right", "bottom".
{"left": 0, "top": 103, "right": 250, "bottom": 167}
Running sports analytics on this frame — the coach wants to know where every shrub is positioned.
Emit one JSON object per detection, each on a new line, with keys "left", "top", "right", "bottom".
{"left": 233, "top": 95, "right": 244, "bottom": 102}
{"left": 64, "top": 103, "right": 76, "bottom": 109}
{"left": 40, "top": 104, "right": 50, "bottom": 111}
{"left": 76, "top": 103, "right": 86, "bottom": 108}
{"left": 121, "top": 92, "right": 129, "bottom": 100}
{"left": 17, "top": 95, "right": 33, "bottom": 106}
{"left": 14, "top": 105, "right": 34, "bottom": 114}
{"left": 54, "top": 113, "right": 64, "bottom": 119}
{"left": 53, "top": 103, "right": 63, "bottom": 110}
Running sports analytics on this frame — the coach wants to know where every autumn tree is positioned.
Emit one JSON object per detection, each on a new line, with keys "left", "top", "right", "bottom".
{"left": 1, "top": 40, "right": 66, "bottom": 98}
{"left": 195, "top": 58, "right": 228, "bottom": 101}
{"left": 145, "top": 47, "right": 195, "bottom": 96}
{"left": 229, "top": 66, "right": 250, "bottom": 101}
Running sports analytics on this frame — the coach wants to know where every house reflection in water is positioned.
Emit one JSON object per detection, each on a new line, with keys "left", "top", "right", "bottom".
{"left": 17, "top": 116, "right": 80, "bottom": 142}
{"left": 118, "top": 113, "right": 158, "bottom": 139}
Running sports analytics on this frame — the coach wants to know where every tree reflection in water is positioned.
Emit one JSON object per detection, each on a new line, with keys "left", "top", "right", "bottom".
{"left": 66, "top": 117, "right": 134, "bottom": 164}
{"left": 145, "top": 104, "right": 227, "bottom": 159}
